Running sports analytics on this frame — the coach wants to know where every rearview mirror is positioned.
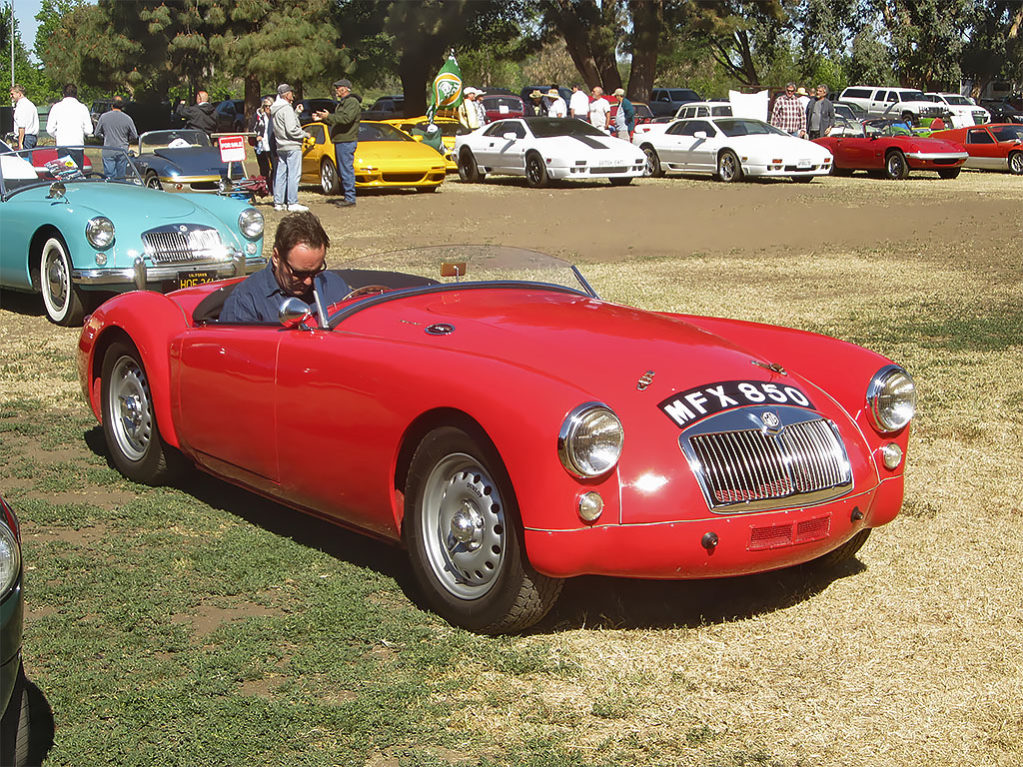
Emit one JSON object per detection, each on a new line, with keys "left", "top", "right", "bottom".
{"left": 440, "top": 262, "right": 467, "bottom": 278}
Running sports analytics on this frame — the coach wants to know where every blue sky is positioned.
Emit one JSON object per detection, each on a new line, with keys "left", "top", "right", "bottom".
{"left": 13, "top": 0, "right": 43, "bottom": 51}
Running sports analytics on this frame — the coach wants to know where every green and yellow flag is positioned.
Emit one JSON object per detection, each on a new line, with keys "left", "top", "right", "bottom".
{"left": 426, "top": 53, "right": 463, "bottom": 121}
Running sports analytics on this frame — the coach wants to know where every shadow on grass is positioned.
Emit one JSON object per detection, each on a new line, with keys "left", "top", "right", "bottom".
{"left": 0, "top": 291, "right": 46, "bottom": 319}
{"left": 83, "top": 425, "right": 868, "bottom": 634}
{"left": 0, "top": 667, "right": 55, "bottom": 767}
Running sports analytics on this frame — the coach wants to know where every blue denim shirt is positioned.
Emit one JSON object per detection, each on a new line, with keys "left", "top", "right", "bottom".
{"left": 220, "top": 262, "right": 350, "bottom": 324}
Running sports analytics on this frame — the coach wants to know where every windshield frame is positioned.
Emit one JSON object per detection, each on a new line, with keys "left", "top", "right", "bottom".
{"left": 0, "top": 145, "right": 144, "bottom": 198}
{"left": 139, "top": 129, "right": 213, "bottom": 153}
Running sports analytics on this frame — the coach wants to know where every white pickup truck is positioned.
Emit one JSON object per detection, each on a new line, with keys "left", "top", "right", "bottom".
{"left": 838, "top": 87, "right": 947, "bottom": 123}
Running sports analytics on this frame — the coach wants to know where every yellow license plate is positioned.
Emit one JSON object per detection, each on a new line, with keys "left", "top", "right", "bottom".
{"left": 177, "top": 271, "right": 218, "bottom": 289}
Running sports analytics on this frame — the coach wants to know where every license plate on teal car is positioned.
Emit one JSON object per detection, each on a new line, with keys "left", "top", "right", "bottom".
{"left": 176, "top": 270, "right": 218, "bottom": 289}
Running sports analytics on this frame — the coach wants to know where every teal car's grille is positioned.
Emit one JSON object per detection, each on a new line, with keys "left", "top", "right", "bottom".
{"left": 142, "top": 225, "right": 225, "bottom": 264}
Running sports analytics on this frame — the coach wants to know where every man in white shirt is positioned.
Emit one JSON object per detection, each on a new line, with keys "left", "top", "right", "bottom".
{"left": 10, "top": 84, "right": 40, "bottom": 149}
{"left": 569, "top": 85, "right": 590, "bottom": 119}
{"left": 546, "top": 88, "right": 567, "bottom": 118}
{"left": 47, "top": 83, "right": 93, "bottom": 167}
{"left": 589, "top": 86, "right": 610, "bottom": 132}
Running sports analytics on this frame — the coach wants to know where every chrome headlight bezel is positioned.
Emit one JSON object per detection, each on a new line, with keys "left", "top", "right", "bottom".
{"left": 867, "top": 365, "right": 917, "bottom": 433}
{"left": 0, "top": 521, "right": 21, "bottom": 600}
{"left": 85, "top": 216, "right": 115, "bottom": 249}
{"left": 238, "top": 208, "right": 264, "bottom": 240}
{"left": 558, "top": 402, "right": 624, "bottom": 479}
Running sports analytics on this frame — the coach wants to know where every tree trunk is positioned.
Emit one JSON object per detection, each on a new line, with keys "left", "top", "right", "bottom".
{"left": 244, "top": 74, "right": 260, "bottom": 128}
{"left": 400, "top": 51, "right": 430, "bottom": 116}
{"left": 627, "top": 0, "right": 662, "bottom": 100}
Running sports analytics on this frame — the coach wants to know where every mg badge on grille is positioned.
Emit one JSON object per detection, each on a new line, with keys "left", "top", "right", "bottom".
{"left": 760, "top": 410, "right": 781, "bottom": 432}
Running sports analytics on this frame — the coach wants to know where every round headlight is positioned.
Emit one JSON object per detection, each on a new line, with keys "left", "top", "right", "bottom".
{"left": 558, "top": 403, "right": 624, "bottom": 478}
{"left": 85, "top": 216, "right": 115, "bottom": 249}
{"left": 0, "top": 522, "right": 21, "bottom": 599}
{"left": 238, "top": 208, "right": 264, "bottom": 240}
{"left": 867, "top": 365, "right": 917, "bottom": 433}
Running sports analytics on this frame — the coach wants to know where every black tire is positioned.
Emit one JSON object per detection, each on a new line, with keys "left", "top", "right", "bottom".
{"left": 1009, "top": 151, "right": 1023, "bottom": 175}
{"left": 403, "top": 426, "right": 562, "bottom": 634}
{"left": 642, "top": 145, "right": 663, "bottom": 177}
{"left": 884, "top": 150, "right": 909, "bottom": 180}
{"left": 320, "top": 157, "right": 340, "bottom": 194}
{"left": 716, "top": 149, "right": 743, "bottom": 182}
{"left": 608, "top": 176, "right": 632, "bottom": 186}
{"left": 144, "top": 171, "right": 162, "bottom": 190}
{"left": 457, "top": 148, "right": 483, "bottom": 183}
{"left": 101, "top": 340, "right": 182, "bottom": 485}
{"left": 811, "top": 529, "right": 871, "bottom": 569}
{"left": 0, "top": 664, "right": 30, "bottom": 767}
{"left": 39, "top": 235, "right": 85, "bottom": 326}
{"left": 937, "top": 168, "right": 961, "bottom": 180}
{"left": 524, "top": 152, "right": 549, "bottom": 188}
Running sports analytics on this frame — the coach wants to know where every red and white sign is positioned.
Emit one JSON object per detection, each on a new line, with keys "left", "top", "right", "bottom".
{"left": 218, "top": 134, "right": 246, "bottom": 163}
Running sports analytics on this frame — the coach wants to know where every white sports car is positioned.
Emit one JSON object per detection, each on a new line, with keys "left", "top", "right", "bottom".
{"left": 454, "top": 117, "right": 647, "bottom": 187}
{"left": 636, "top": 117, "right": 834, "bottom": 183}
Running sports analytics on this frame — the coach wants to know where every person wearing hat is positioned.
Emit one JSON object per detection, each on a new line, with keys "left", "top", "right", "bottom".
{"left": 313, "top": 79, "right": 361, "bottom": 208}
{"left": 271, "top": 83, "right": 312, "bottom": 212}
{"left": 611, "top": 87, "right": 634, "bottom": 139}
{"left": 472, "top": 88, "right": 489, "bottom": 126}
{"left": 457, "top": 88, "right": 481, "bottom": 131}
{"left": 795, "top": 86, "right": 811, "bottom": 111}
{"left": 547, "top": 88, "right": 567, "bottom": 118}
{"left": 524, "top": 89, "right": 546, "bottom": 118}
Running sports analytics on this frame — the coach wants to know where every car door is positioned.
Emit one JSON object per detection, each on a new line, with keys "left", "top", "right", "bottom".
{"left": 964, "top": 128, "right": 1000, "bottom": 169}
{"left": 660, "top": 119, "right": 715, "bottom": 172}
{"left": 302, "top": 123, "right": 331, "bottom": 181}
{"left": 476, "top": 120, "right": 527, "bottom": 172}
{"left": 869, "top": 90, "right": 893, "bottom": 118}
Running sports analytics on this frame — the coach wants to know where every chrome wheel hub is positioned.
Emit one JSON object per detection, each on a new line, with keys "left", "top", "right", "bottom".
{"left": 109, "top": 356, "right": 152, "bottom": 462}
{"left": 46, "top": 253, "right": 68, "bottom": 305}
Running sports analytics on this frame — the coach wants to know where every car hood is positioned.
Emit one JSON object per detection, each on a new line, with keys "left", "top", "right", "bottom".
{"left": 357, "top": 141, "right": 447, "bottom": 166}
{"left": 535, "top": 135, "right": 644, "bottom": 159}
{"left": 901, "top": 136, "right": 967, "bottom": 153}
{"left": 62, "top": 181, "right": 213, "bottom": 222}
{"left": 149, "top": 147, "right": 226, "bottom": 174}
{"left": 728, "top": 134, "right": 832, "bottom": 157}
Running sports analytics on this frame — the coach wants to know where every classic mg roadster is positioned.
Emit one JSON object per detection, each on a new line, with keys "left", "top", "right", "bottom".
{"left": 78, "top": 247, "right": 917, "bottom": 633}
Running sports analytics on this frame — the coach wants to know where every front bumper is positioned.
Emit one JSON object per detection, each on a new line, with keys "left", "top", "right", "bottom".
{"left": 71, "top": 252, "right": 266, "bottom": 291}
{"left": 549, "top": 162, "right": 647, "bottom": 180}
{"left": 524, "top": 476, "right": 903, "bottom": 579}
{"left": 160, "top": 173, "right": 244, "bottom": 193}
{"left": 744, "top": 161, "right": 832, "bottom": 177}
{"left": 905, "top": 151, "right": 967, "bottom": 168}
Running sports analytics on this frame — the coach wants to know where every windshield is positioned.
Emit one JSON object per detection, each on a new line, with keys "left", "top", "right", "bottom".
{"left": 715, "top": 118, "right": 785, "bottom": 137}
{"left": 527, "top": 118, "right": 608, "bottom": 139}
{"left": 140, "top": 130, "right": 212, "bottom": 153}
{"left": 326, "top": 246, "right": 595, "bottom": 326}
{"left": 0, "top": 146, "right": 143, "bottom": 195}
{"left": 864, "top": 120, "right": 913, "bottom": 137}
{"left": 482, "top": 96, "right": 522, "bottom": 111}
{"left": 359, "top": 123, "right": 413, "bottom": 142}
{"left": 942, "top": 95, "right": 971, "bottom": 106}
{"left": 901, "top": 91, "right": 926, "bottom": 101}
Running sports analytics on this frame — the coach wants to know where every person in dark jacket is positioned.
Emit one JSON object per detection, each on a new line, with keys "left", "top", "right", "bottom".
{"left": 805, "top": 85, "right": 835, "bottom": 139}
{"left": 176, "top": 90, "right": 216, "bottom": 134}
{"left": 313, "top": 78, "right": 361, "bottom": 208}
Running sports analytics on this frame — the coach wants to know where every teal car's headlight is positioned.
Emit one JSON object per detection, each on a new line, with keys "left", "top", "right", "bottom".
{"left": 86, "top": 216, "right": 115, "bottom": 249}
{"left": 867, "top": 365, "right": 917, "bottom": 433}
{"left": 238, "top": 208, "right": 264, "bottom": 240}
{"left": 558, "top": 403, "right": 624, "bottom": 478}
{"left": 0, "top": 521, "right": 20, "bottom": 599}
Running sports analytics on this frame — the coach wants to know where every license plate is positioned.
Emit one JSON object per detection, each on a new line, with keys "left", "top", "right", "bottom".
{"left": 177, "top": 270, "right": 218, "bottom": 289}
{"left": 797, "top": 159, "right": 812, "bottom": 169}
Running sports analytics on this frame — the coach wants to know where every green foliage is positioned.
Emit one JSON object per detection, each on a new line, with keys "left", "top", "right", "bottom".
{"left": 0, "top": 2, "right": 58, "bottom": 103}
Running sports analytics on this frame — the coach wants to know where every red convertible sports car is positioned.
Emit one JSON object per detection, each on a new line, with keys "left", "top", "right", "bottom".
{"left": 929, "top": 123, "right": 1023, "bottom": 174}
{"left": 78, "top": 247, "right": 917, "bottom": 633}
{"left": 815, "top": 118, "right": 968, "bottom": 179}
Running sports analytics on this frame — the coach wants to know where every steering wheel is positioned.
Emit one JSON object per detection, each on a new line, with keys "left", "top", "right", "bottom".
{"left": 342, "top": 284, "right": 390, "bottom": 301}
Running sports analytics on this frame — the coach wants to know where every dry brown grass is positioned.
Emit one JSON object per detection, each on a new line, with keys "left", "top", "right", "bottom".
{"left": 2, "top": 170, "right": 1021, "bottom": 766}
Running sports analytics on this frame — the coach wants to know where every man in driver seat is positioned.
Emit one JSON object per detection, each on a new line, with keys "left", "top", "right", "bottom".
{"left": 220, "top": 211, "right": 349, "bottom": 323}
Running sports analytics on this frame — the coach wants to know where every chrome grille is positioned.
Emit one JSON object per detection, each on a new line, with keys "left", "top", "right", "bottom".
{"left": 142, "top": 225, "right": 225, "bottom": 264}
{"left": 683, "top": 408, "right": 852, "bottom": 512}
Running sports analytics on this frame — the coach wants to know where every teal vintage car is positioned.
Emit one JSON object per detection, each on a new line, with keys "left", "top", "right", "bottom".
{"left": 0, "top": 141, "right": 265, "bottom": 325}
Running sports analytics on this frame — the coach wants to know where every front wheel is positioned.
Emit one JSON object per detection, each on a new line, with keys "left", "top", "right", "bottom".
{"left": 1009, "top": 151, "right": 1023, "bottom": 175}
{"left": 404, "top": 426, "right": 562, "bottom": 633}
{"left": 937, "top": 168, "right": 961, "bottom": 180}
{"left": 144, "top": 171, "right": 162, "bottom": 190}
{"left": 642, "top": 145, "right": 663, "bottom": 177}
{"left": 716, "top": 150, "right": 743, "bottom": 182}
{"left": 320, "top": 157, "right": 340, "bottom": 194}
{"left": 457, "top": 149, "right": 483, "bottom": 183}
{"left": 0, "top": 664, "right": 30, "bottom": 767}
{"left": 39, "top": 235, "right": 85, "bottom": 325}
{"left": 524, "top": 152, "right": 550, "bottom": 188}
{"left": 884, "top": 150, "right": 909, "bottom": 180}
{"left": 101, "top": 340, "right": 182, "bottom": 485}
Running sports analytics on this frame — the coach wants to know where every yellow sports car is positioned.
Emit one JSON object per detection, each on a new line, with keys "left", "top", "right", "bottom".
{"left": 301, "top": 121, "right": 447, "bottom": 194}
{"left": 383, "top": 116, "right": 467, "bottom": 172}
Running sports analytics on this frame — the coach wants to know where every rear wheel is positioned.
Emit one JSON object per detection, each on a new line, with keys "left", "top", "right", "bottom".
{"left": 101, "top": 340, "right": 182, "bottom": 485}
{"left": 404, "top": 426, "right": 562, "bottom": 633}
{"left": 144, "top": 171, "right": 162, "bottom": 190}
{"left": 937, "top": 168, "right": 961, "bottom": 180}
{"left": 320, "top": 157, "right": 340, "bottom": 194}
{"left": 716, "top": 150, "right": 743, "bottom": 182}
{"left": 642, "top": 145, "right": 663, "bottom": 177}
{"left": 884, "top": 150, "right": 909, "bottom": 180}
{"left": 39, "top": 235, "right": 85, "bottom": 326}
{"left": 457, "top": 148, "right": 483, "bottom": 183}
{"left": 524, "top": 152, "right": 550, "bottom": 188}
{"left": 1009, "top": 151, "right": 1023, "bottom": 175}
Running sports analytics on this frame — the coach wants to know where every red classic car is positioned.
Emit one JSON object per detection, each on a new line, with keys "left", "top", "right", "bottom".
{"left": 814, "top": 119, "right": 968, "bottom": 179}
{"left": 479, "top": 94, "right": 525, "bottom": 123}
{"left": 78, "top": 247, "right": 917, "bottom": 633}
{"left": 929, "top": 123, "right": 1023, "bottom": 174}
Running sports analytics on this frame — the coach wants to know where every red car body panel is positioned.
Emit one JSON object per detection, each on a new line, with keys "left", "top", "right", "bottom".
{"left": 78, "top": 276, "right": 911, "bottom": 581}
{"left": 930, "top": 123, "right": 1023, "bottom": 172}
{"left": 814, "top": 132, "right": 967, "bottom": 173}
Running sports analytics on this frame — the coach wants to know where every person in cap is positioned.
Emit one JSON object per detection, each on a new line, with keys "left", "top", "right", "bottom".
{"left": 546, "top": 88, "right": 567, "bottom": 118}
{"left": 271, "top": 83, "right": 311, "bottom": 212}
{"left": 313, "top": 78, "right": 361, "bottom": 208}
{"left": 457, "top": 88, "right": 480, "bottom": 131}
{"left": 611, "top": 87, "right": 634, "bottom": 140}
{"left": 524, "top": 89, "right": 546, "bottom": 118}
{"left": 795, "top": 86, "right": 811, "bottom": 111}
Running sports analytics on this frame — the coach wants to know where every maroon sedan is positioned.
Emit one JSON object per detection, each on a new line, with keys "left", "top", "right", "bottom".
{"left": 815, "top": 119, "right": 968, "bottom": 179}
{"left": 479, "top": 94, "right": 524, "bottom": 123}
